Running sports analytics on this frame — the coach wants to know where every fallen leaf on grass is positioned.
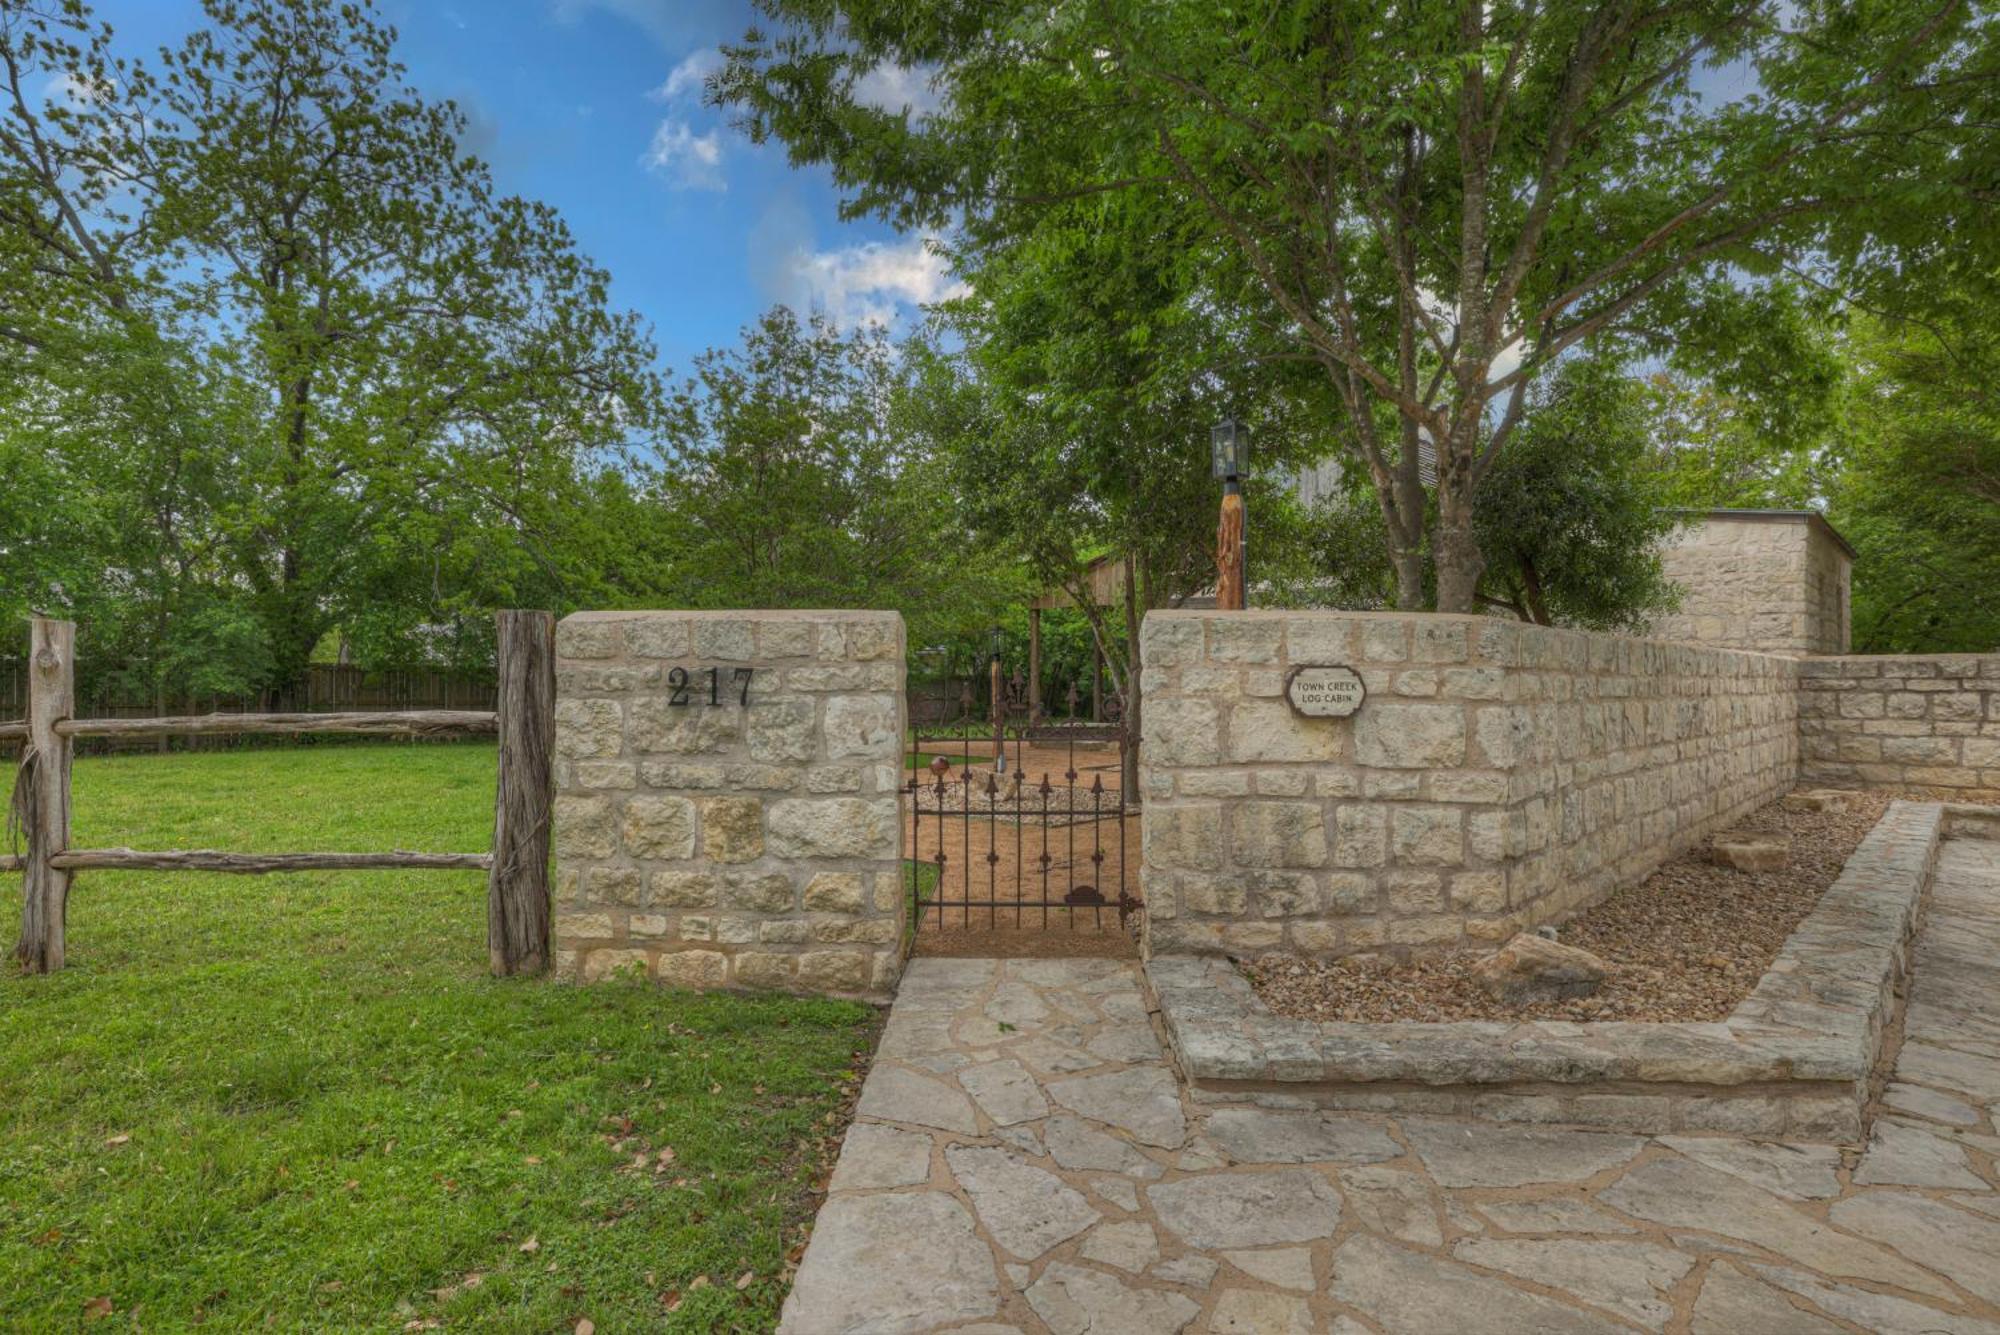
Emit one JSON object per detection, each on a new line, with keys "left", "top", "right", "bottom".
{"left": 518, "top": 1236, "right": 540, "bottom": 1254}
{"left": 575, "top": 1320, "right": 594, "bottom": 1335}
{"left": 82, "top": 1297, "right": 114, "bottom": 1319}
{"left": 735, "top": 1271, "right": 754, "bottom": 1290}
{"left": 523, "top": 1155, "right": 542, "bottom": 1165}
{"left": 102, "top": 1134, "right": 130, "bottom": 1148}
{"left": 402, "top": 1320, "right": 441, "bottom": 1332}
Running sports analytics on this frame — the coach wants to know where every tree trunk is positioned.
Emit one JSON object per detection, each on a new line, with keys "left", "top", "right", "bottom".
{"left": 1433, "top": 466, "right": 1486, "bottom": 615}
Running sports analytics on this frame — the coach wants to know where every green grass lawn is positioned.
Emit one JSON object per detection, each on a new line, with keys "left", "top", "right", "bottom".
{"left": 0, "top": 743, "right": 877, "bottom": 1332}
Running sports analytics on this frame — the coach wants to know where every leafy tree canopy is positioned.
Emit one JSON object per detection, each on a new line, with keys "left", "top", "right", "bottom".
{"left": 720, "top": 0, "right": 1998, "bottom": 612}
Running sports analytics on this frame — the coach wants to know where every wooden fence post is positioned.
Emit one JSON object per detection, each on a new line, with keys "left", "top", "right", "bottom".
{"left": 14, "top": 618, "right": 75, "bottom": 973}
{"left": 488, "top": 610, "right": 554, "bottom": 976}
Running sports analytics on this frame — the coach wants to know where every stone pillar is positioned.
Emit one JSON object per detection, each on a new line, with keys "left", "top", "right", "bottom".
{"left": 551, "top": 610, "right": 906, "bottom": 1001}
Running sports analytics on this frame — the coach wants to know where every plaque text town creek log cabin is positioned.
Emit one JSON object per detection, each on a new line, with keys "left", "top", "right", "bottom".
{"left": 1284, "top": 664, "right": 1366, "bottom": 718}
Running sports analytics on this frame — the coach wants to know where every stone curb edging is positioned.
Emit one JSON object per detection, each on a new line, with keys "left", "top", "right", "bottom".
{"left": 1148, "top": 801, "right": 1946, "bottom": 1142}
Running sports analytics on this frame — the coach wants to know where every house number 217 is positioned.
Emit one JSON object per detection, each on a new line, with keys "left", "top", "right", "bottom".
{"left": 667, "top": 666, "right": 753, "bottom": 707}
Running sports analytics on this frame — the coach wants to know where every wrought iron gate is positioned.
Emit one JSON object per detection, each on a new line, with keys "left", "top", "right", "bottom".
{"left": 903, "top": 732, "right": 1138, "bottom": 938}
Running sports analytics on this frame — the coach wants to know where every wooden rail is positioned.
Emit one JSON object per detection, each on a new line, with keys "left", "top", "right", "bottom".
{"left": 48, "top": 848, "right": 493, "bottom": 872}
{"left": 55, "top": 709, "right": 497, "bottom": 739}
{"left": 4, "top": 614, "right": 553, "bottom": 976}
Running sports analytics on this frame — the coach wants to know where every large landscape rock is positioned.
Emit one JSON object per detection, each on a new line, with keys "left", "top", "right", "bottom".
{"left": 1470, "top": 932, "right": 1609, "bottom": 1003}
{"left": 1712, "top": 829, "right": 1791, "bottom": 871}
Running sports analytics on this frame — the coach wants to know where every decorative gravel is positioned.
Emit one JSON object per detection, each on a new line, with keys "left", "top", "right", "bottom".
{"left": 1247, "top": 789, "right": 1895, "bottom": 1024}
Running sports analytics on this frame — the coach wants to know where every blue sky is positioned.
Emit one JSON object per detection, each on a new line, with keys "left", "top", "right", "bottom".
{"left": 98, "top": 0, "right": 951, "bottom": 375}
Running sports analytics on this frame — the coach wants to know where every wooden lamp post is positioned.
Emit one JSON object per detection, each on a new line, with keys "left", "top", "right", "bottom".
{"left": 1212, "top": 418, "right": 1248, "bottom": 610}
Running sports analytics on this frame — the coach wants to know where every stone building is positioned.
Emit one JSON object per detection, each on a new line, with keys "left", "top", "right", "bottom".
{"left": 1650, "top": 509, "right": 1853, "bottom": 655}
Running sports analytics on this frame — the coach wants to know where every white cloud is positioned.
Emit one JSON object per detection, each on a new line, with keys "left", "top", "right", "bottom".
{"left": 655, "top": 48, "right": 723, "bottom": 103}
{"left": 852, "top": 63, "right": 942, "bottom": 119}
{"left": 781, "top": 234, "right": 968, "bottom": 330}
{"left": 643, "top": 119, "right": 726, "bottom": 191}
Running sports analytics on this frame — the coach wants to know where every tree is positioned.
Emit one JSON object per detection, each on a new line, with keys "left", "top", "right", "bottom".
{"left": 1829, "top": 311, "right": 2000, "bottom": 652}
{"left": 1305, "top": 357, "right": 1681, "bottom": 631}
{"left": 905, "top": 190, "right": 1323, "bottom": 791}
{"left": 720, "top": 0, "right": 1995, "bottom": 612}
{"left": 648, "top": 307, "right": 1017, "bottom": 646}
{"left": 0, "top": 0, "right": 662, "bottom": 684}
{"left": 1472, "top": 358, "right": 1680, "bottom": 631}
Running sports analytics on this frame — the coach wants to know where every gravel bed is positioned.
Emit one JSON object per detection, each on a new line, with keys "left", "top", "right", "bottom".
{"left": 1247, "top": 789, "right": 1894, "bottom": 1024}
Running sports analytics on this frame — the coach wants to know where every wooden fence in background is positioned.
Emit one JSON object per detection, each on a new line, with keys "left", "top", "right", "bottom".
{"left": 0, "top": 612, "right": 554, "bottom": 977}
{"left": 0, "top": 661, "right": 498, "bottom": 755}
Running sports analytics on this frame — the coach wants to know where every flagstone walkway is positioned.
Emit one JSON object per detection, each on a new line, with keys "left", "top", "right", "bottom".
{"left": 778, "top": 838, "right": 2000, "bottom": 1333}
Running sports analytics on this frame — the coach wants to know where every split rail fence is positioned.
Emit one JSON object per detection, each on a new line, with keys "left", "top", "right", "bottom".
{"left": 0, "top": 611, "right": 555, "bottom": 976}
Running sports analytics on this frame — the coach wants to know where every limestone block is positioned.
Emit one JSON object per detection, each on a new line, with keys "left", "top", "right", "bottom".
{"left": 584, "top": 866, "right": 642, "bottom": 906}
{"left": 798, "top": 950, "right": 872, "bottom": 991}
{"left": 1360, "top": 621, "right": 1408, "bottom": 662}
{"left": 758, "top": 620, "right": 815, "bottom": 659}
{"left": 1354, "top": 703, "right": 1466, "bottom": 768}
{"left": 824, "top": 693, "right": 899, "bottom": 758}
{"left": 804, "top": 871, "right": 867, "bottom": 913}
{"left": 650, "top": 870, "right": 719, "bottom": 907}
{"left": 701, "top": 796, "right": 765, "bottom": 862}
{"left": 747, "top": 699, "right": 818, "bottom": 763}
{"left": 1471, "top": 933, "right": 1608, "bottom": 1002}
{"left": 845, "top": 619, "right": 900, "bottom": 661}
{"left": 1332, "top": 806, "right": 1389, "bottom": 868}
{"left": 1782, "top": 789, "right": 1852, "bottom": 813}
{"left": 574, "top": 760, "right": 636, "bottom": 789}
{"left": 1228, "top": 699, "right": 1341, "bottom": 763}
{"left": 630, "top": 699, "right": 742, "bottom": 754}
{"left": 625, "top": 618, "right": 692, "bottom": 658}
{"left": 1232, "top": 803, "right": 1329, "bottom": 869}
{"left": 1712, "top": 830, "right": 1790, "bottom": 872}
{"left": 1286, "top": 618, "right": 1354, "bottom": 663}
{"left": 767, "top": 798, "right": 897, "bottom": 859}
{"left": 1144, "top": 804, "right": 1225, "bottom": 872}
{"left": 555, "top": 698, "right": 623, "bottom": 758}
{"left": 725, "top": 872, "right": 795, "bottom": 913}
{"left": 733, "top": 951, "right": 795, "bottom": 989}
{"left": 1142, "top": 616, "right": 1205, "bottom": 667}
{"left": 622, "top": 797, "right": 697, "bottom": 859}
{"left": 557, "top": 912, "right": 615, "bottom": 940}
{"left": 581, "top": 948, "right": 650, "bottom": 983}
{"left": 656, "top": 950, "right": 729, "bottom": 990}
{"left": 1145, "top": 697, "right": 1222, "bottom": 766}
{"left": 1390, "top": 806, "right": 1465, "bottom": 867}
{"left": 1208, "top": 618, "right": 1282, "bottom": 663}
{"left": 554, "top": 794, "right": 615, "bottom": 859}
{"left": 555, "top": 617, "right": 621, "bottom": 659}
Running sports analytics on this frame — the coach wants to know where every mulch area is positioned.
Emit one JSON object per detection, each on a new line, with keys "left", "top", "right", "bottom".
{"left": 1248, "top": 788, "right": 1899, "bottom": 1025}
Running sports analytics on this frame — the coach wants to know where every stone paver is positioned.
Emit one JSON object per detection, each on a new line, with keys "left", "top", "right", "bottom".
{"left": 778, "top": 839, "right": 2000, "bottom": 1332}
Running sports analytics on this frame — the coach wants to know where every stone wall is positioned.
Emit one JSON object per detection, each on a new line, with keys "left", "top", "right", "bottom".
{"left": 1653, "top": 510, "right": 1852, "bottom": 655}
{"left": 1139, "top": 611, "right": 1798, "bottom": 960}
{"left": 1800, "top": 655, "right": 2000, "bottom": 789}
{"left": 551, "top": 610, "right": 906, "bottom": 1001}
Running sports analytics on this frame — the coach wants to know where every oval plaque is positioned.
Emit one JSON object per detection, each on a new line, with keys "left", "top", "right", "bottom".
{"left": 1285, "top": 664, "right": 1365, "bottom": 718}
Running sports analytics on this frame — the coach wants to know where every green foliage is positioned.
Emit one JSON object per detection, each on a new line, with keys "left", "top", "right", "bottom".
{"left": 646, "top": 307, "right": 1020, "bottom": 648}
{"left": 1830, "top": 312, "right": 2000, "bottom": 652}
{"left": 1473, "top": 359, "right": 1681, "bottom": 632}
{"left": 721, "top": 0, "right": 1996, "bottom": 610}
{"left": 0, "top": 0, "right": 663, "bottom": 686}
{"left": 0, "top": 745, "right": 873, "bottom": 1331}
{"left": 1305, "top": 358, "right": 1682, "bottom": 631}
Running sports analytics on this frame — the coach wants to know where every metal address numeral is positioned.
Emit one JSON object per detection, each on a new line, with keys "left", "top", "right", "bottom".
{"left": 665, "top": 666, "right": 751, "bottom": 707}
